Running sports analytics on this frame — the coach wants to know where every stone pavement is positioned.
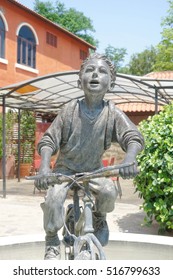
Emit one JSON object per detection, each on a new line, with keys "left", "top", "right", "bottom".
{"left": 1, "top": 177, "right": 172, "bottom": 239}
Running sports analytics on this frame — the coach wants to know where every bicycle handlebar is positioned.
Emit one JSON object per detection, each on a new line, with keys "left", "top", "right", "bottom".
{"left": 26, "top": 162, "right": 136, "bottom": 185}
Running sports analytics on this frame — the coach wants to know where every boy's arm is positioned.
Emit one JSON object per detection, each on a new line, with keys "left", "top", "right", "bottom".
{"left": 34, "top": 147, "right": 53, "bottom": 190}
{"left": 113, "top": 108, "right": 144, "bottom": 179}
{"left": 39, "top": 147, "right": 53, "bottom": 173}
{"left": 119, "top": 142, "right": 142, "bottom": 179}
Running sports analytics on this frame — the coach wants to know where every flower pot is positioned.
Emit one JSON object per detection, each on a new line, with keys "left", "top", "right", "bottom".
{"left": 20, "top": 163, "right": 32, "bottom": 177}
{"left": 0, "top": 156, "right": 15, "bottom": 179}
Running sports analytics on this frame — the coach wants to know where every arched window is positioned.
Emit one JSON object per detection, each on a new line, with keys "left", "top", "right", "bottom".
{"left": 17, "top": 25, "right": 36, "bottom": 68}
{"left": 0, "top": 16, "right": 5, "bottom": 58}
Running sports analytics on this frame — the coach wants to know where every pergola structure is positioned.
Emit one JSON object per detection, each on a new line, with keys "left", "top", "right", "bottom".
{"left": 1, "top": 70, "right": 173, "bottom": 197}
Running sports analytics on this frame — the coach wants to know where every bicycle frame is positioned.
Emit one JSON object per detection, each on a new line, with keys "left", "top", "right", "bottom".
{"left": 26, "top": 162, "right": 135, "bottom": 260}
{"left": 63, "top": 181, "right": 106, "bottom": 260}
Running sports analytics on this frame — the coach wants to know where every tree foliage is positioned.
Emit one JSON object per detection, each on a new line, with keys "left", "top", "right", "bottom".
{"left": 127, "top": 46, "right": 157, "bottom": 76}
{"left": 33, "top": 1, "right": 173, "bottom": 74}
{"left": 104, "top": 45, "right": 127, "bottom": 72}
{"left": 134, "top": 103, "right": 173, "bottom": 233}
{"left": 119, "top": 0, "right": 173, "bottom": 74}
{"left": 154, "top": 0, "right": 173, "bottom": 71}
{"left": 128, "top": 0, "right": 173, "bottom": 73}
{"left": 34, "top": 0, "right": 97, "bottom": 46}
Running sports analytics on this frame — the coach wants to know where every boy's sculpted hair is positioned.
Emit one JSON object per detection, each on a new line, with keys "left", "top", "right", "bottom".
{"left": 78, "top": 53, "right": 116, "bottom": 83}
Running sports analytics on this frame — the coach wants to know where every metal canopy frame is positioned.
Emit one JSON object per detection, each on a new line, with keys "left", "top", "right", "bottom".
{"left": 0, "top": 71, "right": 173, "bottom": 113}
{"left": 1, "top": 70, "right": 173, "bottom": 197}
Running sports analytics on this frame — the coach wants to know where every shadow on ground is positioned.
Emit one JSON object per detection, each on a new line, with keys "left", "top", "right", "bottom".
{"left": 116, "top": 211, "right": 173, "bottom": 237}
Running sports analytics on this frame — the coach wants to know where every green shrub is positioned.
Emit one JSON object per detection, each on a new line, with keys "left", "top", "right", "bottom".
{"left": 0, "top": 114, "right": 3, "bottom": 159}
{"left": 0, "top": 110, "right": 36, "bottom": 163}
{"left": 20, "top": 110, "right": 36, "bottom": 163}
{"left": 0, "top": 111, "right": 16, "bottom": 159}
{"left": 134, "top": 103, "right": 173, "bottom": 234}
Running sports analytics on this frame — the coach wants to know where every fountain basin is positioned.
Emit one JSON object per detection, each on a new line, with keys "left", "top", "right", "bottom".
{"left": 0, "top": 233, "right": 173, "bottom": 260}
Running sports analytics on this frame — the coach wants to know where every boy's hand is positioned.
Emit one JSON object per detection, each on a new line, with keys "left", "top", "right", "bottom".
{"left": 119, "top": 143, "right": 141, "bottom": 179}
{"left": 34, "top": 166, "right": 52, "bottom": 190}
{"left": 119, "top": 159, "right": 139, "bottom": 179}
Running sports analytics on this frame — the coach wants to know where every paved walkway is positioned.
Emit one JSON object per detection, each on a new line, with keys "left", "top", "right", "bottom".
{"left": 1, "top": 177, "right": 172, "bottom": 239}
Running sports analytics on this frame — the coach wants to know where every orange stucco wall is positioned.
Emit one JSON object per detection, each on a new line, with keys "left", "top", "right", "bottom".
{"left": 0, "top": 0, "right": 92, "bottom": 87}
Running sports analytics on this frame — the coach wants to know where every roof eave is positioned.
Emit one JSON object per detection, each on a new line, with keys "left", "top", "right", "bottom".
{"left": 8, "top": 0, "right": 96, "bottom": 50}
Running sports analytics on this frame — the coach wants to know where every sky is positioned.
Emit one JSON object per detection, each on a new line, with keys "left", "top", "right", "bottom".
{"left": 18, "top": 0, "right": 170, "bottom": 65}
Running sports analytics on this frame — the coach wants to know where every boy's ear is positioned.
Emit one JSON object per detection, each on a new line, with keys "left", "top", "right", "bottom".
{"left": 77, "top": 79, "right": 82, "bottom": 89}
{"left": 109, "top": 81, "right": 115, "bottom": 91}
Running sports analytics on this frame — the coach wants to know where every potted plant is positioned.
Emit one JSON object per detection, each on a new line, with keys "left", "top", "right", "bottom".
{"left": 19, "top": 110, "right": 36, "bottom": 177}
{"left": 0, "top": 110, "right": 16, "bottom": 178}
{"left": 0, "top": 110, "right": 36, "bottom": 178}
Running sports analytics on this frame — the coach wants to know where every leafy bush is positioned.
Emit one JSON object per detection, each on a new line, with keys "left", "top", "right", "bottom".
{"left": 20, "top": 110, "right": 36, "bottom": 163}
{"left": 134, "top": 103, "right": 173, "bottom": 234}
{"left": 0, "top": 111, "right": 16, "bottom": 159}
{"left": 0, "top": 110, "right": 36, "bottom": 163}
{"left": 0, "top": 114, "right": 3, "bottom": 159}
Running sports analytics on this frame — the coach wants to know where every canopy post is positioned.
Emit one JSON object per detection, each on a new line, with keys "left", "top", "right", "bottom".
{"left": 2, "top": 96, "right": 6, "bottom": 198}
{"left": 17, "top": 109, "right": 21, "bottom": 182}
{"left": 155, "top": 87, "right": 158, "bottom": 114}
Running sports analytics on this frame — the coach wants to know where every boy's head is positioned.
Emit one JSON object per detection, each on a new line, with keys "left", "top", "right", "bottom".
{"left": 78, "top": 53, "right": 116, "bottom": 91}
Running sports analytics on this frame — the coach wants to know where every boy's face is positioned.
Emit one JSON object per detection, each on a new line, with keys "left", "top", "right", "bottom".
{"left": 81, "top": 58, "right": 111, "bottom": 103}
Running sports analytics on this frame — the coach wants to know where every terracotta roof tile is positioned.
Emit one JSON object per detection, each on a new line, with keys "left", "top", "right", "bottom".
{"left": 116, "top": 71, "right": 172, "bottom": 113}
{"left": 116, "top": 103, "right": 163, "bottom": 113}
{"left": 145, "top": 71, "right": 173, "bottom": 79}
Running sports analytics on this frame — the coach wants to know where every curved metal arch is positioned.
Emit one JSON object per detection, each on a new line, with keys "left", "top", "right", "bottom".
{"left": 1, "top": 70, "right": 173, "bottom": 114}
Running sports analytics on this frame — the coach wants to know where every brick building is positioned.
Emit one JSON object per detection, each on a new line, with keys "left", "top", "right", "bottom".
{"left": 0, "top": 0, "right": 95, "bottom": 89}
{"left": 0, "top": 0, "right": 95, "bottom": 178}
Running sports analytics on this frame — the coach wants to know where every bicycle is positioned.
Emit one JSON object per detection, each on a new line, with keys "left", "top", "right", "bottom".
{"left": 26, "top": 162, "right": 134, "bottom": 260}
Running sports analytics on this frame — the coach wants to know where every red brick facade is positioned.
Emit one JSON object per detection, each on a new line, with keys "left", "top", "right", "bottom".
{"left": 0, "top": 0, "right": 95, "bottom": 88}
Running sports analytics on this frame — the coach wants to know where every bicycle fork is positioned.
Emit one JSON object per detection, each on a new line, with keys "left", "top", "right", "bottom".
{"left": 74, "top": 182, "right": 106, "bottom": 260}
{"left": 75, "top": 182, "right": 94, "bottom": 235}
{"left": 63, "top": 182, "right": 106, "bottom": 259}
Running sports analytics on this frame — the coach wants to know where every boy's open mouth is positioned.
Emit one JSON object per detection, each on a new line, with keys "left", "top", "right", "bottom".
{"left": 90, "top": 80, "right": 99, "bottom": 86}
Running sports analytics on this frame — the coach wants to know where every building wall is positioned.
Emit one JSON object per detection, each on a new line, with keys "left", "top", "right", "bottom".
{"left": 0, "top": 0, "right": 95, "bottom": 173}
{"left": 0, "top": 0, "right": 92, "bottom": 87}
{"left": 125, "top": 112, "right": 155, "bottom": 125}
